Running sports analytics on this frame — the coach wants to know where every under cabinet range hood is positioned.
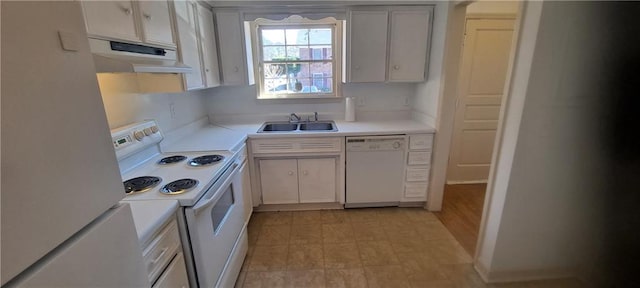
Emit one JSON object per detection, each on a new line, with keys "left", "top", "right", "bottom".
{"left": 89, "top": 39, "right": 192, "bottom": 74}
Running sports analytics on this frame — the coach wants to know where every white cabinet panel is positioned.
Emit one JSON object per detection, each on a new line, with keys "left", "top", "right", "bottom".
{"left": 388, "top": 9, "right": 431, "bottom": 82}
{"left": 173, "top": 0, "right": 204, "bottom": 90}
{"left": 82, "top": 1, "right": 140, "bottom": 42}
{"left": 348, "top": 10, "right": 388, "bottom": 82}
{"left": 152, "top": 252, "right": 189, "bottom": 288}
{"left": 238, "top": 160, "right": 253, "bottom": 223}
{"left": 197, "top": 4, "right": 221, "bottom": 88}
{"left": 259, "top": 159, "right": 299, "bottom": 204}
{"left": 138, "top": 0, "right": 175, "bottom": 47}
{"left": 298, "top": 158, "right": 336, "bottom": 203}
{"left": 405, "top": 183, "right": 428, "bottom": 199}
{"left": 406, "top": 167, "right": 430, "bottom": 182}
{"left": 408, "top": 151, "right": 431, "bottom": 165}
{"left": 409, "top": 134, "right": 434, "bottom": 150}
{"left": 216, "top": 11, "right": 247, "bottom": 86}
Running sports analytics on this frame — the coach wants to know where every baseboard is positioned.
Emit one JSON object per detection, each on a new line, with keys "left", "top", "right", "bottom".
{"left": 475, "top": 265, "right": 575, "bottom": 283}
{"left": 254, "top": 203, "right": 343, "bottom": 211}
{"left": 446, "top": 180, "right": 488, "bottom": 185}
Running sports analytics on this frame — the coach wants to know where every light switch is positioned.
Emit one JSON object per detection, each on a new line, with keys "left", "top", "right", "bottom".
{"left": 58, "top": 31, "right": 79, "bottom": 52}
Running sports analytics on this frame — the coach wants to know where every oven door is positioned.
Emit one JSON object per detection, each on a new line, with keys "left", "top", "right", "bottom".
{"left": 184, "top": 162, "right": 244, "bottom": 288}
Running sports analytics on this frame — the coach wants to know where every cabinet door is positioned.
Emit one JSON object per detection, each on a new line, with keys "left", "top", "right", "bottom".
{"left": 81, "top": 1, "right": 140, "bottom": 42}
{"left": 138, "top": 0, "right": 175, "bottom": 47}
{"left": 238, "top": 160, "right": 253, "bottom": 223}
{"left": 173, "top": 0, "right": 205, "bottom": 90}
{"left": 215, "top": 11, "right": 246, "bottom": 86}
{"left": 152, "top": 252, "right": 189, "bottom": 288}
{"left": 298, "top": 158, "right": 336, "bottom": 203}
{"left": 388, "top": 8, "right": 431, "bottom": 82}
{"left": 259, "top": 159, "right": 299, "bottom": 204}
{"left": 197, "top": 4, "right": 221, "bottom": 88}
{"left": 348, "top": 10, "right": 388, "bottom": 82}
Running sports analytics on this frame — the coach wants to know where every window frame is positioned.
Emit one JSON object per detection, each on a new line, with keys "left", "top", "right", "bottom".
{"left": 251, "top": 17, "right": 343, "bottom": 99}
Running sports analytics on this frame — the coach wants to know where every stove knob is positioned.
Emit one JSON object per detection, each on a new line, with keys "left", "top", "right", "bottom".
{"left": 143, "top": 127, "right": 152, "bottom": 136}
{"left": 150, "top": 126, "right": 159, "bottom": 133}
{"left": 134, "top": 131, "right": 144, "bottom": 141}
{"left": 393, "top": 141, "right": 401, "bottom": 149}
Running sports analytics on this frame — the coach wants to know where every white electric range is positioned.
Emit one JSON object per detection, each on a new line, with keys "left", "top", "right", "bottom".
{"left": 111, "top": 120, "right": 249, "bottom": 288}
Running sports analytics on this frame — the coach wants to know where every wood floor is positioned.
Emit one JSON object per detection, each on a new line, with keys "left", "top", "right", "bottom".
{"left": 434, "top": 183, "right": 487, "bottom": 255}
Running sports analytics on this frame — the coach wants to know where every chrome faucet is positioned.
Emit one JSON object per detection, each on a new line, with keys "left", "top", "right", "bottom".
{"left": 313, "top": 111, "right": 318, "bottom": 122}
{"left": 289, "top": 113, "right": 301, "bottom": 123}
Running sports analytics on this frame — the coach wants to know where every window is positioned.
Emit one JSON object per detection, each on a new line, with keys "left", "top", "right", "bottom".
{"left": 252, "top": 17, "right": 342, "bottom": 99}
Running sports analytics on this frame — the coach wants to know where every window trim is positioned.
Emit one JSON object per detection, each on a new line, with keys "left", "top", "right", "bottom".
{"left": 251, "top": 17, "right": 343, "bottom": 99}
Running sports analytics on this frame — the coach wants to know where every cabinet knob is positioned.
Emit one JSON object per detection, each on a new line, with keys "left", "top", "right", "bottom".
{"left": 122, "top": 7, "right": 132, "bottom": 15}
{"left": 234, "top": 66, "right": 239, "bottom": 72}
{"left": 303, "top": 170, "right": 308, "bottom": 175}
{"left": 354, "top": 65, "right": 360, "bottom": 70}
{"left": 288, "top": 171, "right": 294, "bottom": 176}
{"left": 144, "top": 13, "right": 152, "bottom": 20}
{"left": 205, "top": 68, "right": 210, "bottom": 72}
{"left": 393, "top": 65, "right": 400, "bottom": 70}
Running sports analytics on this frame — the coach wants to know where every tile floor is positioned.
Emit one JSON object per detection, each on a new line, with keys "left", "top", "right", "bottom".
{"left": 234, "top": 208, "right": 583, "bottom": 288}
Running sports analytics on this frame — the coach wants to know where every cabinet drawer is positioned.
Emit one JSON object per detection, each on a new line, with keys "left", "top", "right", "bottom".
{"left": 407, "top": 151, "right": 431, "bottom": 165}
{"left": 405, "top": 183, "right": 428, "bottom": 198}
{"left": 409, "top": 134, "right": 433, "bottom": 150}
{"left": 252, "top": 137, "right": 342, "bottom": 154}
{"left": 152, "top": 252, "right": 189, "bottom": 288}
{"left": 406, "top": 167, "right": 430, "bottom": 182}
{"left": 143, "top": 220, "right": 181, "bottom": 283}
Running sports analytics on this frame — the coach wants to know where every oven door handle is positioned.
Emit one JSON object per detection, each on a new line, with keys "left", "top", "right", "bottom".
{"left": 191, "top": 162, "right": 239, "bottom": 214}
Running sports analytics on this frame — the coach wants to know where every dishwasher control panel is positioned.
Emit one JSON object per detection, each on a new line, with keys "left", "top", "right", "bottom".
{"left": 346, "top": 136, "right": 406, "bottom": 151}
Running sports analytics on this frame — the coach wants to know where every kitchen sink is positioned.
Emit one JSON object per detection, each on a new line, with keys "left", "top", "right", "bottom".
{"left": 257, "top": 121, "right": 338, "bottom": 133}
{"left": 299, "top": 122, "right": 337, "bottom": 131}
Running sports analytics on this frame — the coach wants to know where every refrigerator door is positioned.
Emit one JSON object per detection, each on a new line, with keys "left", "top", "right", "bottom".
{"left": 5, "top": 204, "right": 150, "bottom": 287}
{"left": 1, "top": 1, "right": 125, "bottom": 283}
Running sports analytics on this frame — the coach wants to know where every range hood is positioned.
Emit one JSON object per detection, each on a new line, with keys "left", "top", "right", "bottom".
{"left": 89, "top": 38, "right": 192, "bottom": 74}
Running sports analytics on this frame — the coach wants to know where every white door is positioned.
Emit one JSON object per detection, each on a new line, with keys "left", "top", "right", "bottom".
{"left": 447, "top": 18, "right": 515, "bottom": 183}
{"left": 173, "top": 0, "right": 205, "bottom": 90}
{"left": 81, "top": 1, "right": 140, "bottom": 42}
{"left": 348, "top": 10, "right": 388, "bottom": 82}
{"left": 196, "top": 4, "right": 221, "bottom": 88}
{"left": 388, "top": 7, "right": 432, "bottom": 82}
{"left": 138, "top": 0, "right": 175, "bottom": 47}
{"left": 259, "top": 159, "right": 299, "bottom": 204}
{"left": 298, "top": 158, "right": 336, "bottom": 203}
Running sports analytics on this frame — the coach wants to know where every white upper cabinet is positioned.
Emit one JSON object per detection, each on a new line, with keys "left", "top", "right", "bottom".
{"left": 196, "top": 4, "right": 221, "bottom": 87}
{"left": 348, "top": 10, "right": 388, "bottom": 83}
{"left": 172, "top": 0, "right": 204, "bottom": 90}
{"left": 82, "top": 0, "right": 176, "bottom": 48}
{"left": 138, "top": 0, "right": 175, "bottom": 47}
{"left": 388, "top": 9, "right": 431, "bottom": 82}
{"left": 215, "top": 11, "right": 249, "bottom": 86}
{"left": 347, "top": 6, "right": 433, "bottom": 83}
{"left": 82, "top": 1, "right": 140, "bottom": 43}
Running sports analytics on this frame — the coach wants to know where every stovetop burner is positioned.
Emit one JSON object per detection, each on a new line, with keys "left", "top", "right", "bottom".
{"left": 123, "top": 176, "right": 162, "bottom": 194}
{"left": 158, "top": 155, "right": 187, "bottom": 165}
{"left": 160, "top": 178, "right": 199, "bottom": 195}
{"left": 189, "top": 154, "right": 224, "bottom": 167}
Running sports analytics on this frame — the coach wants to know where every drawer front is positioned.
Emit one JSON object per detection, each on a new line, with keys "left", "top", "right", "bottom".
{"left": 407, "top": 151, "right": 431, "bottom": 165}
{"left": 406, "top": 167, "right": 430, "bottom": 182}
{"left": 409, "top": 134, "right": 433, "bottom": 150}
{"left": 405, "top": 183, "right": 428, "bottom": 198}
{"left": 252, "top": 137, "right": 342, "bottom": 154}
{"left": 152, "top": 252, "right": 189, "bottom": 288}
{"left": 143, "top": 220, "right": 181, "bottom": 283}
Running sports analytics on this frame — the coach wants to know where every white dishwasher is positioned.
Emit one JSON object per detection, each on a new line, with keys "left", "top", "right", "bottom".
{"left": 345, "top": 135, "right": 406, "bottom": 208}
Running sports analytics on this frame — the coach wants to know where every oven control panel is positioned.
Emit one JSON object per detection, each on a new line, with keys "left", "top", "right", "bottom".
{"left": 110, "top": 120, "right": 163, "bottom": 161}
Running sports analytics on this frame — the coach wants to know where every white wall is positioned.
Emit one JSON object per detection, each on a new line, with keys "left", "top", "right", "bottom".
{"left": 97, "top": 74, "right": 209, "bottom": 132}
{"left": 466, "top": 0, "right": 520, "bottom": 15}
{"left": 476, "top": 1, "right": 610, "bottom": 282}
{"left": 205, "top": 83, "right": 415, "bottom": 123}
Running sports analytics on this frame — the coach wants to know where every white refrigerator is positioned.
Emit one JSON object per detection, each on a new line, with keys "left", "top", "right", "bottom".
{"left": 1, "top": 1, "right": 149, "bottom": 287}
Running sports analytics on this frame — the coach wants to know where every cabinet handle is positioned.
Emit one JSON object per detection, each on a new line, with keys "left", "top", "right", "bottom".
{"left": 303, "top": 170, "right": 308, "bottom": 176}
{"left": 122, "top": 7, "right": 132, "bottom": 15}
{"left": 151, "top": 247, "right": 169, "bottom": 264}
{"left": 393, "top": 65, "right": 400, "bottom": 70}
{"left": 288, "top": 171, "right": 294, "bottom": 176}
{"left": 234, "top": 66, "right": 239, "bottom": 72}
{"left": 144, "top": 13, "right": 152, "bottom": 20}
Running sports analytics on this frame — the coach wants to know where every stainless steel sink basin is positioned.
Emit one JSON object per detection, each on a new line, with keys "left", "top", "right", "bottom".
{"left": 299, "top": 122, "right": 337, "bottom": 131}
{"left": 257, "top": 121, "right": 338, "bottom": 133}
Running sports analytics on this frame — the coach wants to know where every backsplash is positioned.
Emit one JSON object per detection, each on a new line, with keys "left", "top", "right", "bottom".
{"left": 97, "top": 73, "right": 208, "bottom": 132}
{"left": 204, "top": 82, "right": 416, "bottom": 123}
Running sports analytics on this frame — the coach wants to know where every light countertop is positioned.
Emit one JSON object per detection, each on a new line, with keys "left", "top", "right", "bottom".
{"left": 124, "top": 200, "right": 179, "bottom": 246}
{"left": 162, "top": 119, "right": 435, "bottom": 153}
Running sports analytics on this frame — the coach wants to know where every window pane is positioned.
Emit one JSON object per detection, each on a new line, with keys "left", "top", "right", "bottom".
{"left": 292, "top": 62, "right": 310, "bottom": 80}
{"left": 310, "top": 62, "right": 332, "bottom": 77}
{"left": 309, "top": 46, "right": 332, "bottom": 60}
{"left": 263, "top": 63, "right": 287, "bottom": 79}
{"left": 285, "top": 29, "right": 308, "bottom": 45}
{"left": 319, "top": 78, "right": 333, "bottom": 93}
{"left": 286, "top": 46, "right": 309, "bottom": 60}
{"left": 261, "top": 29, "right": 285, "bottom": 45}
{"left": 263, "top": 46, "right": 285, "bottom": 61}
{"left": 309, "top": 28, "right": 332, "bottom": 45}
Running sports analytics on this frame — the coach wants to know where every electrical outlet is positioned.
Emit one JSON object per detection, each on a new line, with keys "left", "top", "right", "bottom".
{"left": 357, "top": 96, "right": 365, "bottom": 106}
{"left": 169, "top": 103, "right": 176, "bottom": 119}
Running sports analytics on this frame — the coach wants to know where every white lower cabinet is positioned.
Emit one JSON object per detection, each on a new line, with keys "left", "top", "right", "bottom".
{"left": 152, "top": 252, "right": 189, "bottom": 288}
{"left": 259, "top": 158, "right": 336, "bottom": 205}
